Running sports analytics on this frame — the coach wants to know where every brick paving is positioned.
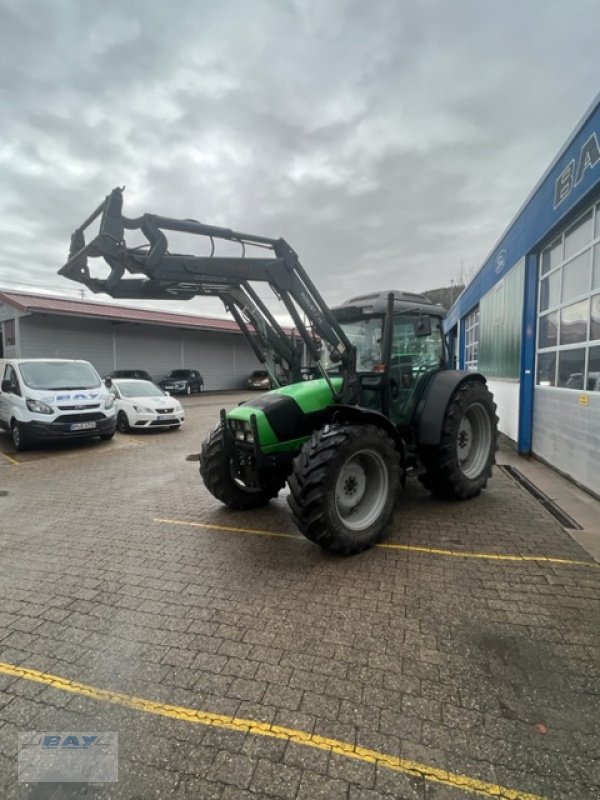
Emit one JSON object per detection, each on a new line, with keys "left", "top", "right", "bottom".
{"left": 0, "top": 392, "right": 599, "bottom": 799}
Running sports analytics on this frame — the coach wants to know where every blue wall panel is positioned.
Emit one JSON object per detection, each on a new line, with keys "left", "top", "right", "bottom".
{"left": 518, "top": 254, "right": 539, "bottom": 453}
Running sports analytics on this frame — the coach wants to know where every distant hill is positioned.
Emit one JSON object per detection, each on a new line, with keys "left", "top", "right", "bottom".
{"left": 423, "top": 284, "right": 464, "bottom": 311}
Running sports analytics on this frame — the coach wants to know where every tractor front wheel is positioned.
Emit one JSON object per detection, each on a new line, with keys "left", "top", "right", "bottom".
{"left": 419, "top": 381, "right": 497, "bottom": 500}
{"left": 287, "top": 424, "right": 400, "bottom": 555}
{"left": 200, "top": 426, "right": 283, "bottom": 510}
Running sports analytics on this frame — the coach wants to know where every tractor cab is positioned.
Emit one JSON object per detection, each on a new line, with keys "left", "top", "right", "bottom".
{"left": 328, "top": 290, "right": 446, "bottom": 425}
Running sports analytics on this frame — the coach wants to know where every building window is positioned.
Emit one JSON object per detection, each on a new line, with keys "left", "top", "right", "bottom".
{"left": 4, "top": 319, "right": 15, "bottom": 346}
{"left": 464, "top": 307, "right": 479, "bottom": 371}
{"left": 537, "top": 200, "right": 600, "bottom": 391}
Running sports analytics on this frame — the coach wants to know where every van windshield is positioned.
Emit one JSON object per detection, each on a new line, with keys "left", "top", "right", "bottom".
{"left": 19, "top": 362, "right": 101, "bottom": 390}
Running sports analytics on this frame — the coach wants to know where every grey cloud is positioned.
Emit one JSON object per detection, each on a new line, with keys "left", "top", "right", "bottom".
{"left": 0, "top": 0, "right": 599, "bottom": 319}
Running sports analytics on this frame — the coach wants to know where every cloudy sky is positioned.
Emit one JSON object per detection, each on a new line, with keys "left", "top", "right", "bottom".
{"left": 1, "top": 0, "right": 599, "bottom": 320}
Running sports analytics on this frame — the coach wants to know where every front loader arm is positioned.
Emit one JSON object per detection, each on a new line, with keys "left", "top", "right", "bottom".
{"left": 59, "top": 187, "right": 358, "bottom": 399}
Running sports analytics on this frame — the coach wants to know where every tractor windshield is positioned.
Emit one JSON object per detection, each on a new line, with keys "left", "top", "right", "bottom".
{"left": 323, "top": 314, "right": 443, "bottom": 374}
{"left": 340, "top": 317, "right": 384, "bottom": 372}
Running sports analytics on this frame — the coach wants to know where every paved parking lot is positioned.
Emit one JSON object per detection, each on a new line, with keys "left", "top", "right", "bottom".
{"left": 0, "top": 392, "right": 599, "bottom": 800}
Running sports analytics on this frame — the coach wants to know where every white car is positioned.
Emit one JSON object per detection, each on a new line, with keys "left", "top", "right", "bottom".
{"left": 109, "top": 379, "right": 184, "bottom": 432}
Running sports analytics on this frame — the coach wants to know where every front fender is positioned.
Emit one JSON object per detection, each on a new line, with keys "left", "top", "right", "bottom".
{"left": 416, "top": 371, "right": 486, "bottom": 446}
{"left": 327, "top": 404, "right": 405, "bottom": 451}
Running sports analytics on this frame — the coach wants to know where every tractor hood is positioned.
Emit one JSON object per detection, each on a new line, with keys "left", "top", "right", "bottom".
{"left": 228, "top": 377, "right": 343, "bottom": 451}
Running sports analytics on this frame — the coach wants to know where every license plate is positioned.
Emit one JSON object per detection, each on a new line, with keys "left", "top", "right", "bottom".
{"left": 157, "top": 415, "right": 175, "bottom": 421}
{"left": 70, "top": 421, "right": 96, "bottom": 431}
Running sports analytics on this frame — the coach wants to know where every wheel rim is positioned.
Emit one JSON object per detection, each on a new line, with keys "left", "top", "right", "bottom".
{"left": 334, "top": 449, "right": 389, "bottom": 531}
{"left": 186, "top": 385, "right": 191, "bottom": 395}
{"left": 456, "top": 402, "right": 492, "bottom": 479}
{"left": 11, "top": 425, "right": 20, "bottom": 448}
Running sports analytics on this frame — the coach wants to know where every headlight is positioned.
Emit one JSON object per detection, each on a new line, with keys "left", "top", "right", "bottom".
{"left": 104, "top": 395, "right": 115, "bottom": 410}
{"left": 134, "top": 405, "right": 154, "bottom": 413}
{"left": 26, "top": 398, "right": 53, "bottom": 415}
{"left": 230, "top": 418, "right": 255, "bottom": 444}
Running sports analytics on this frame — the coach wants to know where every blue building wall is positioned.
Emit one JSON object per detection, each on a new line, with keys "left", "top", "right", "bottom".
{"left": 445, "top": 94, "right": 600, "bottom": 452}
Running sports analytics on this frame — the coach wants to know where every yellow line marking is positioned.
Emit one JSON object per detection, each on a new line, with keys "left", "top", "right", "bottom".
{"left": 155, "top": 517, "right": 296, "bottom": 539}
{"left": 377, "top": 542, "right": 599, "bottom": 567}
{"left": 154, "top": 517, "right": 600, "bottom": 569}
{"left": 0, "top": 451, "right": 19, "bottom": 465}
{"left": 0, "top": 661, "right": 546, "bottom": 800}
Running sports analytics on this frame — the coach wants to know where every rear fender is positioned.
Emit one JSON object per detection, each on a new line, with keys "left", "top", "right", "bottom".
{"left": 416, "top": 371, "right": 486, "bottom": 446}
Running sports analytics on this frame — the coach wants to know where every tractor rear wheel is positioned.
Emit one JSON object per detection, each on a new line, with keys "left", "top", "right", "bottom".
{"left": 200, "top": 426, "right": 282, "bottom": 509}
{"left": 419, "top": 381, "right": 497, "bottom": 500}
{"left": 287, "top": 424, "right": 400, "bottom": 555}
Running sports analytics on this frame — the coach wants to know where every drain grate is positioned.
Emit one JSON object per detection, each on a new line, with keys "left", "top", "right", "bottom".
{"left": 500, "top": 465, "right": 582, "bottom": 530}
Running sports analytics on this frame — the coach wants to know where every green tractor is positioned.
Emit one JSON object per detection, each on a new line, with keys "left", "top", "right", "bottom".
{"left": 61, "top": 188, "right": 497, "bottom": 555}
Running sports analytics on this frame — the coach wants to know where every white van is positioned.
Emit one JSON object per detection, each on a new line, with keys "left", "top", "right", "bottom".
{"left": 0, "top": 359, "right": 116, "bottom": 451}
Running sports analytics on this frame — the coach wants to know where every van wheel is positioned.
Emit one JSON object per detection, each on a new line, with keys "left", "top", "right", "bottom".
{"left": 11, "top": 421, "right": 29, "bottom": 452}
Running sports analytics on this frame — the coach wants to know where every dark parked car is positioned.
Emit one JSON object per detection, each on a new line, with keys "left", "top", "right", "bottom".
{"left": 247, "top": 369, "right": 271, "bottom": 390}
{"left": 104, "top": 369, "right": 154, "bottom": 382}
{"left": 158, "top": 369, "right": 204, "bottom": 395}
{"left": 246, "top": 369, "right": 291, "bottom": 390}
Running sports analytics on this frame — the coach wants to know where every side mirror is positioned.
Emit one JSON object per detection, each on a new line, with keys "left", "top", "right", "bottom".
{"left": 1, "top": 379, "right": 13, "bottom": 393}
{"left": 104, "top": 378, "right": 112, "bottom": 388}
{"left": 165, "top": 390, "right": 170, "bottom": 396}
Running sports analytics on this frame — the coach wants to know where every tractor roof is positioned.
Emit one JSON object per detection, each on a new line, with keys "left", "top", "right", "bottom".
{"left": 334, "top": 290, "right": 445, "bottom": 316}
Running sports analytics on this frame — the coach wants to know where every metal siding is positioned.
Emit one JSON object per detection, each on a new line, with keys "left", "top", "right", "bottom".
{"left": 532, "top": 387, "right": 600, "bottom": 496}
{"left": 114, "top": 325, "right": 182, "bottom": 382}
{"left": 183, "top": 330, "right": 260, "bottom": 390}
{"left": 486, "top": 379, "right": 520, "bottom": 441}
{"left": 8, "top": 312, "right": 262, "bottom": 390}
{"left": 479, "top": 259, "right": 524, "bottom": 379}
{"left": 19, "top": 315, "right": 114, "bottom": 374}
